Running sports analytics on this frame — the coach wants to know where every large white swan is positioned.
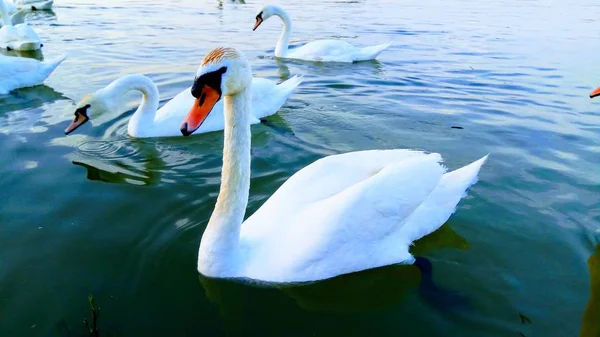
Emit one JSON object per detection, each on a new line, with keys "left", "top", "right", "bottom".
{"left": 253, "top": 4, "right": 392, "bottom": 63}
{"left": 10, "top": 0, "right": 53, "bottom": 11}
{"left": 180, "top": 47, "right": 488, "bottom": 283}
{"left": 65, "top": 73, "right": 302, "bottom": 137}
{"left": 0, "top": 0, "right": 42, "bottom": 51}
{"left": 591, "top": 87, "right": 600, "bottom": 99}
{"left": 0, "top": 53, "right": 65, "bottom": 94}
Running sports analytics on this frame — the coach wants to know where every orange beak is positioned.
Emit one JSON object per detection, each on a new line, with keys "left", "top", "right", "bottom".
{"left": 253, "top": 17, "right": 263, "bottom": 31}
{"left": 180, "top": 85, "right": 221, "bottom": 136}
{"left": 590, "top": 87, "right": 600, "bottom": 99}
{"left": 65, "top": 109, "right": 90, "bottom": 135}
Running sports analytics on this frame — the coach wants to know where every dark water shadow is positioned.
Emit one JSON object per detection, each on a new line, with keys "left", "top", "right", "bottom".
{"left": 197, "top": 223, "right": 470, "bottom": 334}
{"left": 580, "top": 244, "right": 600, "bottom": 337}
{"left": 70, "top": 137, "right": 165, "bottom": 186}
{"left": 0, "top": 85, "right": 67, "bottom": 113}
{"left": 0, "top": 48, "right": 44, "bottom": 60}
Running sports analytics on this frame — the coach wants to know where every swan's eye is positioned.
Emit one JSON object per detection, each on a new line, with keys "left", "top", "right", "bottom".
{"left": 199, "top": 92, "right": 206, "bottom": 106}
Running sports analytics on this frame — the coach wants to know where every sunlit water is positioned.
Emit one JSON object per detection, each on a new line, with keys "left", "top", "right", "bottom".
{"left": 1, "top": 0, "right": 600, "bottom": 336}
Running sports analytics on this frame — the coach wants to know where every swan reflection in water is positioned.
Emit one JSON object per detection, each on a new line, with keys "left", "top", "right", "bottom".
{"left": 0, "top": 47, "right": 44, "bottom": 60}
{"left": 198, "top": 223, "right": 470, "bottom": 333}
{"left": 580, "top": 244, "right": 600, "bottom": 337}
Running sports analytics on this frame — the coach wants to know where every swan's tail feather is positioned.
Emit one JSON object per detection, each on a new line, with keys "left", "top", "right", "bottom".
{"left": 353, "top": 42, "right": 392, "bottom": 61}
{"left": 41, "top": 53, "right": 67, "bottom": 77}
{"left": 400, "top": 154, "right": 489, "bottom": 244}
{"left": 277, "top": 74, "right": 303, "bottom": 96}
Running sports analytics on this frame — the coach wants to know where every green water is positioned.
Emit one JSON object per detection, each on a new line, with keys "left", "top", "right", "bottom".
{"left": 1, "top": 0, "right": 599, "bottom": 336}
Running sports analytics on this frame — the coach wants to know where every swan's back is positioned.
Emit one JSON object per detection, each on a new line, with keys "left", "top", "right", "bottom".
{"left": 0, "top": 54, "right": 65, "bottom": 94}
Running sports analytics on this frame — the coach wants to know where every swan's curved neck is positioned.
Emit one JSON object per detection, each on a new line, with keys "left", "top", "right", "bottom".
{"left": 104, "top": 75, "right": 159, "bottom": 136}
{"left": 198, "top": 88, "right": 252, "bottom": 277}
{"left": 272, "top": 6, "right": 292, "bottom": 58}
{"left": 0, "top": 1, "right": 12, "bottom": 26}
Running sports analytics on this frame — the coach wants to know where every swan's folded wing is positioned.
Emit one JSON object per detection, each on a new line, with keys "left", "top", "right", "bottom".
{"left": 241, "top": 149, "right": 438, "bottom": 241}
{"left": 241, "top": 151, "right": 447, "bottom": 281}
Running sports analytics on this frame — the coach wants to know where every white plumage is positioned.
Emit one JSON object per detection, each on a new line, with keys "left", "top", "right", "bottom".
{"left": 0, "top": 53, "right": 66, "bottom": 94}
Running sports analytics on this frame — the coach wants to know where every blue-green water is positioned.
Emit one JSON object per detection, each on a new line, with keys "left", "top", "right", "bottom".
{"left": 1, "top": 0, "right": 600, "bottom": 336}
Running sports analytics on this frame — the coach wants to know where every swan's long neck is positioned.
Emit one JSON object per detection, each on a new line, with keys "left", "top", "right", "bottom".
{"left": 0, "top": 0, "right": 12, "bottom": 26}
{"left": 104, "top": 75, "right": 159, "bottom": 137}
{"left": 198, "top": 87, "right": 252, "bottom": 277}
{"left": 273, "top": 6, "right": 292, "bottom": 58}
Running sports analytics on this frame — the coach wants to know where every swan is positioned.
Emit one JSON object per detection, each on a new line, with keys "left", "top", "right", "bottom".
{"left": 252, "top": 4, "right": 392, "bottom": 63}
{"left": 0, "top": 0, "right": 42, "bottom": 51}
{"left": 64, "top": 72, "right": 302, "bottom": 137}
{"left": 0, "top": 53, "right": 65, "bottom": 94}
{"left": 180, "top": 47, "right": 489, "bottom": 283}
{"left": 591, "top": 87, "right": 600, "bottom": 99}
{"left": 0, "top": 1, "right": 25, "bottom": 27}
{"left": 10, "top": 0, "right": 53, "bottom": 11}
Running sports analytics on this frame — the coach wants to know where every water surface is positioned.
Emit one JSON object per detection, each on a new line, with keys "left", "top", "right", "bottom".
{"left": 1, "top": 0, "right": 600, "bottom": 336}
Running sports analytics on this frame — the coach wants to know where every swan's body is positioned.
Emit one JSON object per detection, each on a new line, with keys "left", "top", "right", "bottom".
{"left": 0, "top": 53, "right": 65, "bottom": 94}
{"left": 65, "top": 73, "right": 302, "bottom": 137}
{"left": 0, "top": 0, "right": 42, "bottom": 51}
{"left": 181, "top": 47, "right": 488, "bottom": 284}
{"left": 11, "top": 0, "right": 53, "bottom": 10}
{"left": 253, "top": 4, "right": 391, "bottom": 62}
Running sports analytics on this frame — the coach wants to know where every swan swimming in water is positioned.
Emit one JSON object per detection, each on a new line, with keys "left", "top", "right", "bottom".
{"left": 180, "top": 47, "right": 488, "bottom": 283}
{"left": 252, "top": 4, "right": 392, "bottom": 63}
{"left": 0, "top": 0, "right": 42, "bottom": 51}
{"left": 65, "top": 73, "right": 302, "bottom": 138}
{"left": 0, "top": 53, "right": 65, "bottom": 94}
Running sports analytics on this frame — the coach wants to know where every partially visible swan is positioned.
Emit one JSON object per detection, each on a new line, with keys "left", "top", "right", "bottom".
{"left": 253, "top": 4, "right": 392, "bottom": 62}
{"left": 65, "top": 73, "right": 302, "bottom": 137}
{"left": 591, "top": 87, "right": 600, "bottom": 99}
{"left": 10, "top": 0, "right": 53, "bottom": 11}
{"left": 0, "top": 53, "right": 66, "bottom": 94}
{"left": 0, "top": 1, "right": 25, "bottom": 27}
{"left": 180, "top": 47, "right": 488, "bottom": 283}
{"left": 0, "top": 0, "right": 42, "bottom": 51}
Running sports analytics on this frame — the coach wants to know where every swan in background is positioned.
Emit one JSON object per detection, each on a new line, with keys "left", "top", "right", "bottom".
{"left": 0, "top": 1, "right": 25, "bottom": 27}
{"left": 0, "top": 0, "right": 42, "bottom": 51}
{"left": 253, "top": 4, "right": 392, "bottom": 62}
{"left": 0, "top": 53, "right": 66, "bottom": 94}
{"left": 65, "top": 73, "right": 302, "bottom": 137}
{"left": 591, "top": 87, "right": 600, "bottom": 99}
{"left": 10, "top": 0, "right": 53, "bottom": 11}
{"left": 180, "top": 47, "right": 488, "bottom": 283}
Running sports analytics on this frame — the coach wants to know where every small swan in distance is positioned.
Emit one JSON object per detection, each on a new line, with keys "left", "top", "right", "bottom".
{"left": 64, "top": 73, "right": 302, "bottom": 138}
{"left": 180, "top": 47, "right": 489, "bottom": 283}
{"left": 253, "top": 4, "right": 392, "bottom": 63}
{"left": 0, "top": 53, "right": 66, "bottom": 94}
{"left": 0, "top": 0, "right": 42, "bottom": 51}
{"left": 10, "top": 0, "right": 53, "bottom": 11}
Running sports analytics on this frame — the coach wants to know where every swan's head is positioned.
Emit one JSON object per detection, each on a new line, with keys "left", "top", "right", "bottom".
{"left": 64, "top": 90, "right": 120, "bottom": 135}
{"left": 591, "top": 87, "right": 600, "bottom": 99}
{"left": 180, "top": 47, "right": 252, "bottom": 136}
{"left": 253, "top": 4, "right": 281, "bottom": 31}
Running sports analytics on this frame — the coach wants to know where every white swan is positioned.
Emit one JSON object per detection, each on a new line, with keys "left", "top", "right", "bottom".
{"left": 65, "top": 73, "right": 302, "bottom": 137}
{"left": 0, "top": 53, "right": 65, "bottom": 94}
{"left": 0, "top": 0, "right": 25, "bottom": 27}
{"left": 10, "top": 0, "right": 53, "bottom": 11}
{"left": 180, "top": 47, "right": 488, "bottom": 283}
{"left": 253, "top": 4, "right": 392, "bottom": 63}
{"left": 591, "top": 87, "right": 600, "bottom": 99}
{"left": 0, "top": 0, "right": 42, "bottom": 51}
